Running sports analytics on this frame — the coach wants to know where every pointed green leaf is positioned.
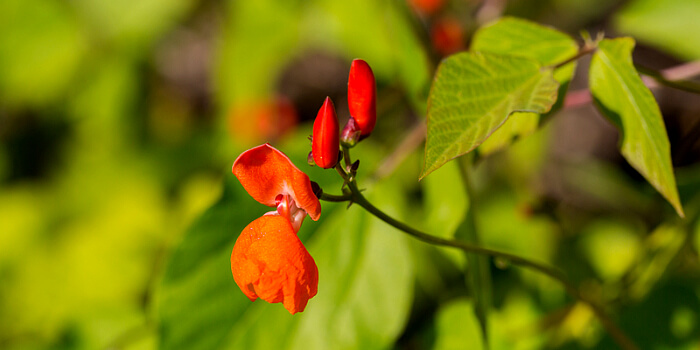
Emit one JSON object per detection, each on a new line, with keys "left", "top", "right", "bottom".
{"left": 589, "top": 38, "right": 684, "bottom": 217}
{"left": 471, "top": 17, "right": 578, "bottom": 155}
{"left": 421, "top": 53, "right": 558, "bottom": 179}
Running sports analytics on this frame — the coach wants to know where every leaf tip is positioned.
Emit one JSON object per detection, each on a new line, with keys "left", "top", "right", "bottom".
{"left": 672, "top": 202, "right": 685, "bottom": 219}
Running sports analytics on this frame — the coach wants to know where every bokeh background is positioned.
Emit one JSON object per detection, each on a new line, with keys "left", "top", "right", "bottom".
{"left": 1, "top": 0, "right": 699, "bottom": 349}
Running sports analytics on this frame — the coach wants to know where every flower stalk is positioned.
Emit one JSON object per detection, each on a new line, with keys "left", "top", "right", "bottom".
{"left": 320, "top": 146, "right": 639, "bottom": 350}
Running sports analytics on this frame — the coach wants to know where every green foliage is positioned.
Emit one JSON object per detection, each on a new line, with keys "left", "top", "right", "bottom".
{"left": 579, "top": 219, "right": 641, "bottom": 281}
{"left": 421, "top": 161, "right": 468, "bottom": 266}
{"left": 433, "top": 299, "right": 484, "bottom": 350}
{"left": 3, "top": 0, "right": 700, "bottom": 349}
{"left": 615, "top": 0, "right": 700, "bottom": 60}
{"left": 589, "top": 38, "right": 684, "bottom": 217}
{"left": 0, "top": 0, "right": 86, "bottom": 108}
{"left": 70, "top": 0, "right": 194, "bottom": 54}
{"left": 470, "top": 17, "right": 578, "bottom": 64}
{"left": 470, "top": 17, "right": 578, "bottom": 155}
{"left": 216, "top": 0, "right": 429, "bottom": 108}
{"left": 421, "top": 53, "right": 558, "bottom": 179}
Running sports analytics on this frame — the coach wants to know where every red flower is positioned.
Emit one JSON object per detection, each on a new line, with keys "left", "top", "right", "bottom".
{"left": 312, "top": 97, "right": 340, "bottom": 169}
{"left": 347, "top": 59, "right": 377, "bottom": 136}
{"left": 231, "top": 144, "right": 321, "bottom": 314}
{"left": 431, "top": 17, "right": 465, "bottom": 56}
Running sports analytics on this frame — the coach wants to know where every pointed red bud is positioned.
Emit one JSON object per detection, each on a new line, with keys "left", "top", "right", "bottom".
{"left": 312, "top": 97, "right": 340, "bottom": 169}
{"left": 347, "top": 59, "right": 377, "bottom": 136}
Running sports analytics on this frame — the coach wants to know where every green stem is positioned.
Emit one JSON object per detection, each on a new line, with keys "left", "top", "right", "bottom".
{"left": 457, "top": 155, "right": 492, "bottom": 346}
{"left": 323, "top": 142, "right": 637, "bottom": 350}
{"left": 342, "top": 145, "right": 353, "bottom": 170}
{"left": 320, "top": 192, "right": 352, "bottom": 202}
{"left": 320, "top": 184, "right": 637, "bottom": 350}
{"left": 553, "top": 45, "right": 596, "bottom": 70}
{"left": 347, "top": 187, "right": 567, "bottom": 280}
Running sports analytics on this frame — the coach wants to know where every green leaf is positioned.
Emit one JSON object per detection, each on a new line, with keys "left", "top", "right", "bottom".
{"left": 470, "top": 17, "right": 578, "bottom": 155}
{"left": 470, "top": 17, "right": 578, "bottom": 66}
{"left": 421, "top": 161, "right": 467, "bottom": 266}
{"left": 421, "top": 53, "right": 559, "bottom": 179}
{"left": 579, "top": 219, "right": 642, "bottom": 281}
{"left": 456, "top": 209, "right": 492, "bottom": 349}
{"left": 589, "top": 38, "right": 684, "bottom": 217}
{"left": 156, "top": 180, "right": 263, "bottom": 350}
{"left": 433, "top": 299, "right": 484, "bottom": 350}
{"left": 157, "top": 179, "right": 414, "bottom": 350}
{"left": 477, "top": 112, "right": 539, "bottom": 155}
{"left": 615, "top": 0, "right": 700, "bottom": 60}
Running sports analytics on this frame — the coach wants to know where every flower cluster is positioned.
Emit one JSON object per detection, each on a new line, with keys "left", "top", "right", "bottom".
{"left": 230, "top": 59, "right": 376, "bottom": 314}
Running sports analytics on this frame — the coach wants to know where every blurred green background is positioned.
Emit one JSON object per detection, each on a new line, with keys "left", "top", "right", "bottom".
{"left": 1, "top": 0, "right": 699, "bottom": 349}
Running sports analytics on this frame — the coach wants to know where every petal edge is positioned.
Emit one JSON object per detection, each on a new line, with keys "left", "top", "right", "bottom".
{"left": 232, "top": 144, "right": 321, "bottom": 220}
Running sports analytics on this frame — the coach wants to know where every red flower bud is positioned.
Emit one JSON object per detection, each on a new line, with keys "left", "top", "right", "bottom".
{"left": 347, "top": 59, "right": 377, "bottom": 136}
{"left": 340, "top": 116, "right": 361, "bottom": 147}
{"left": 312, "top": 97, "right": 340, "bottom": 169}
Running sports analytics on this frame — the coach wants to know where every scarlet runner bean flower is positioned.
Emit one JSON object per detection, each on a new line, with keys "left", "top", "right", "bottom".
{"left": 231, "top": 144, "right": 321, "bottom": 314}
{"left": 343, "top": 59, "right": 377, "bottom": 145}
{"left": 312, "top": 97, "right": 340, "bottom": 169}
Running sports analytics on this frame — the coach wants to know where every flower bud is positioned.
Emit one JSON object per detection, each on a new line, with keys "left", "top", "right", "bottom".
{"left": 347, "top": 59, "right": 377, "bottom": 136}
{"left": 312, "top": 97, "right": 340, "bottom": 169}
{"left": 340, "top": 116, "right": 361, "bottom": 147}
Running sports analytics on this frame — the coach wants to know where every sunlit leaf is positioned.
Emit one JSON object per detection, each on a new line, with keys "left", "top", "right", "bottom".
{"left": 589, "top": 38, "right": 684, "bottom": 217}
{"left": 433, "top": 299, "right": 484, "bottom": 350}
{"left": 579, "top": 219, "right": 641, "bottom": 281}
{"left": 470, "top": 17, "right": 578, "bottom": 155}
{"left": 421, "top": 161, "right": 467, "bottom": 266}
{"left": 471, "top": 17, "right": 578, "bottom": 66}
{"left": 615, "top": 0, "right": 700, "bottom": 60}
{"left": 421, "top": 53, "right": 558, "bottom": 179}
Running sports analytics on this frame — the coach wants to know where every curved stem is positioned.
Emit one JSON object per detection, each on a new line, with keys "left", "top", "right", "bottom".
{"left": 342, "top": 145, "right": 353, "bottom": 170}
{"left": 553, "top": 45, "right": 596, "bottom": 70}
{"left": 325, "top": 141, "right": 637, "bottom": 349}
{"left": 320, "top": 178, "right": 638, "bottom": 350}
{"left": 348, "top": 183, "right": 568, "bottom": 281}
{"left": 320, "top": 192, "right": 352, "bottom": 202}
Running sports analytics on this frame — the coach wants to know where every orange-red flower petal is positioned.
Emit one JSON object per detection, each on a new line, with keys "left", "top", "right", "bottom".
{"left": 231, "top": 215, "right": 319, "bottom": 314}
{"left": 232, "top": 144, "right": 321, "bottom": 220}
